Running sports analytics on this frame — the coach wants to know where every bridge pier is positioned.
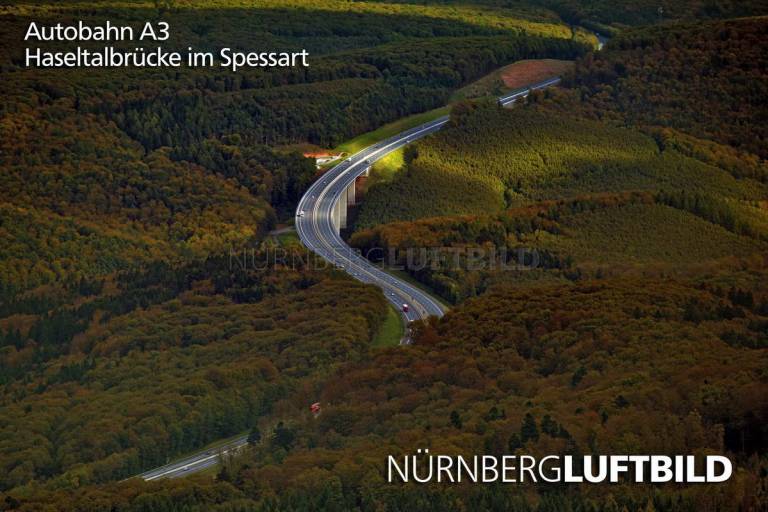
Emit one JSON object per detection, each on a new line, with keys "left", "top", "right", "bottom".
{"left": 339, "top": 194, "right": 347, "bottom": 228}
{"left": 331, "top": 180, "right": 358, "bottom": 232}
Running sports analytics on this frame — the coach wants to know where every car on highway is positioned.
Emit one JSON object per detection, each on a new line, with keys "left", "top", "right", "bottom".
{"left": 134, "top": 77, "right": 570, "bottom": 483}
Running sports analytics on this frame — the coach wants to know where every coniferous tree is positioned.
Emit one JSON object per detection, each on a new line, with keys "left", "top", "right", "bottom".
{"left": 247, "top": 426, "right": 261, "bottom": 446}
{"left": 520, "top": 413, "right": 539, "bottom": 443}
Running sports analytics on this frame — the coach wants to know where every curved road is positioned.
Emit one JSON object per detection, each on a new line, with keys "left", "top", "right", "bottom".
{"left": 295, "top": 76, "right": 561, "bottom": 324}
{"left": 135, "top": 76, "right": 561, "bottom": 482}
{"left": 295, "top": 118, "right": 449, "bottom": 323}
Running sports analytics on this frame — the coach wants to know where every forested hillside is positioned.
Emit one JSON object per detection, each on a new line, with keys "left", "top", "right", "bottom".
{"left": 354, "top": 104, "right": 767, "bottom": 230}
{"left": 236, "top": 270, "right": 768, "bottom": 510}
{"left": 562, "top": 16, "right": 768, "bottom": 159}
{"left": 0, "top": 0, "right": 588, "bottom": 294}
{"left": 8, "top": 269, "right": 768, "bottom": 510}
{"left": 0, "top": 246, "right": 389, "bottom": 491}
{"left": 338, "top": 20, "right": 768, "bottom": 511}
{"left": 535, "top": 0, "right": 768, "bottom": 27}
{"left": 352, "top": 18, "right": 768, "bottom": 303}
{"left": 352, "top": 191, "right": 767, "bottom": 303}
{"left": 2, "top": 0, "right": 768, "bottom": 510}
{"left": 353, "top": 17, "right": 768, "bottom": 230}
{"left": 0, "top": 0, "right": 595, "bottom": 500}
{"left": 337, "top": 18, "right": 768, "bottom": 507}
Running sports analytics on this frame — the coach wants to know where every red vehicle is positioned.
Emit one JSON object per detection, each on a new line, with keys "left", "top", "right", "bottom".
{"left": 402, "top": 303, "right": 409, "bottom": 313}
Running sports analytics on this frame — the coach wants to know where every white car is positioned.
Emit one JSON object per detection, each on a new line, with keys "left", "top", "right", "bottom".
{"left": 297, "top": 210, "right": 305, "bottom": 217}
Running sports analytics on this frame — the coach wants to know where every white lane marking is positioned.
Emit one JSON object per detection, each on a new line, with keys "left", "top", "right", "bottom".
{"left": 499, "top": 77, "right": 561, "bottom": 106}
{"left": 299, "top": 119, "right": 449, "bottom": 317}
{"left": 297, "top": 78, "right": 563, "bottom": 319}
{"left": 131, "top": 76, "right": 563, "bottom": 484}
{"left": 143, "top": 442, "right": 246, "bottom": 481}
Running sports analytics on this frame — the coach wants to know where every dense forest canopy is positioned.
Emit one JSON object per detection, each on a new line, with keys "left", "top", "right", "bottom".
{"left": 349, "top": 22, "right": 768, "bottom": 299}
{"left": 330, "top": 16, "right": 768, "bottom": 509}
{"left": 2, "top": 1, "right": 768, "bottom": 510}
{"left": 522, "top": 0, "right": 768, "bottom": 27}
{"left": 563, "top": 17, "right": 768, "bottom": 159}
{"left": 351, "top": 191, "right": 768, "bottom": 303}
{"left": 353, "top": 105, "right": 767, "bottom": 230}
{"left": 354, "top": 16, "right": 768, "bottom": 230}
{"left": 7, "top": 269, "right": 768, "bottom": 510}
{"left": 0, "top": 0, "right": 592, "bottom": 501}
{"left": 0, "top": 0, "right": 589, "bottom": 293}
{"left": 0, "top": 247, "right": 390, "bottom": 491}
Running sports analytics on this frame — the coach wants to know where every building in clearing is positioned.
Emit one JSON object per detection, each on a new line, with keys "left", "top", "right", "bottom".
{"left": 303, "top": 151, "right": 341, "bottom": 168}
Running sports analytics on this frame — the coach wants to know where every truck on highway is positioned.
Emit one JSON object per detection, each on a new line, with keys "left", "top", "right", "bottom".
{"left": 402, "top": 303, "right": 409, "bottom": 313}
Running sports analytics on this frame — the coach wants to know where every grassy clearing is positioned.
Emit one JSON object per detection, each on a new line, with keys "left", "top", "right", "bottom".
{"left": 372, "top": 305, "right": 404, "bottom": 348}
{"left": 275, "top": 230, "right": 300, "bottom": 246}
{"left": 499, "top": 59, "right": 575, "bottom": 89}
{"left": 334, "top": 106, "right": 449, "bottom": 155}
{"left": 364, "top": 148, "right": 405, "bottom": 191}
{"left": 451, "top": 59, "right": 574, "bottom": 102}
{"left": 195, "top": 464, "right": 222, "bottom": 478}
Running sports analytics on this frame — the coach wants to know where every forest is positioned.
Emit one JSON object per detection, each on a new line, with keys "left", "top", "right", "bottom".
{"left": 321, "top": 15, "right": 768, "bottom": 510}
{"left": 353, "top": 15, "right": 768, "bottom": 229}
{"left": 351, "top": 17, "right": 768, "bottom": 300}
{"left": 0, "top": 245, "right": 390, "bottom": 491}
{"left": 351, "top": 191, "right": 767, "bottom": 303}
{"left": 6, "top": 268, "right": 768, "bottom": 510}
{"left": 2, "top": 0, "right": 768, "bottom": 510}
{"left": 561, "top": 17, "right": 768, "bottom": 160}
{"left": 0, "top": 0, "right": 594, "bottom": 500}
{"left": 0, "top": 0, "right": 588, "bottom": 294}
{"left": 539, "top": 0, "right": 768, "bottom": 27}
{"left": 354, "top": 104, "right": 766, "bottom": 230}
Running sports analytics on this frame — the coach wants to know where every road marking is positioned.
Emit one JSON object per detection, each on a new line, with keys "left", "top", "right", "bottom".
{"left": 297, "top": 119, "right": 449, "bottom": 319}
{"left": 296, "top": 77, "right": 564, "bottom": 321}
{"left": 131, "top": 76, "right": 564, "bottom": 484}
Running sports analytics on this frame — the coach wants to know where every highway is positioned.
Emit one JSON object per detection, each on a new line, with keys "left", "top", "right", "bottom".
{"left": 295, "top": 76, "right": 561, "bottom": 324}
{"left": 136, "top": 435, "right": 248, "bottom": 481}
{"left": 133, "top": 76, "right": 562, "bottom": 482}
{"left": 295, "top": 117, "right": 449, "bottom": 323}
